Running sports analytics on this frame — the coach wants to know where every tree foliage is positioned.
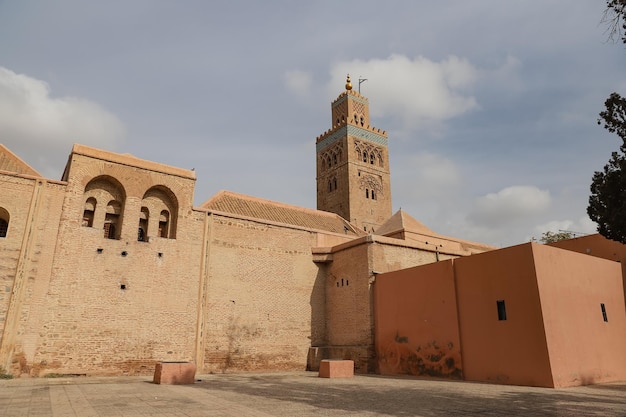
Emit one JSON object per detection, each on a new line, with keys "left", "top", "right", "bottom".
{"left": 587, "top": 2, "right": 626, "bottom": 243}
{"left": 538, "top": 231, "right": 574, "bottom": 244}
{"left": 602, "top": 0, "right": 626, "bottom": 44}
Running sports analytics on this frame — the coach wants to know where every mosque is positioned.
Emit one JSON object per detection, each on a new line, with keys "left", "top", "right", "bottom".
{"left": 0, "top": 76, "right": 624, "bottom": 387}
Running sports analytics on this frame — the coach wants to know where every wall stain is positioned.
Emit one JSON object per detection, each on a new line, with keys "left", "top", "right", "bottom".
{"left": 379, "top": 339, "right": 462, "bottom": 379}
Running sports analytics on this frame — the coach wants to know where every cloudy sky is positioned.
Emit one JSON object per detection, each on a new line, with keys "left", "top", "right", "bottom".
{"left": 1, "top": 1, "right": 624, "bottom": 247}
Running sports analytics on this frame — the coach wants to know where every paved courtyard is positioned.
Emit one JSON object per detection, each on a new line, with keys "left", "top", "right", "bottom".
{"left": 0, "top": 372, "right": 624, "bottom": 416}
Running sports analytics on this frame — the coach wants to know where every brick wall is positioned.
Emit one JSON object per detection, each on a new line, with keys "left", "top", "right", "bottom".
{"left": 201, "top": 214, "right": 324, "bottom": 373}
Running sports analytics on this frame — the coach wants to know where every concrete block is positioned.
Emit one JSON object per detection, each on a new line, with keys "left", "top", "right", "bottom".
{"left": 153, "top": 362, "right": 196, "bottom": 384}
{"left": 318, "top": 359, "right": 354, "bottom": 378}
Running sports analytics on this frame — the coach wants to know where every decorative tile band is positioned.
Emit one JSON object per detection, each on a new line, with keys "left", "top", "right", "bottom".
{"left": 316, "top": 125, "right": 388, "bottom": 152}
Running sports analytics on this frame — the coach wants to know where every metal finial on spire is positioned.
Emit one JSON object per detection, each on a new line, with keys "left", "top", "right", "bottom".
{"left": 345, "top": 74, "right": 352, "bottom": 91}
{"left": 358, "top": 76, "right": 367, "bottom": 93}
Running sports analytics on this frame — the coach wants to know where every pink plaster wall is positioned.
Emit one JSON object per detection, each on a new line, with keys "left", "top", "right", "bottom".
{"left": 455, "top": 244, "right": 554, "bottom": 387}
{"left": 374, "top": 260, "right": 462, "bottom": 378}
{"left": 532, "top": 244, "right": 626, "bottom": 387}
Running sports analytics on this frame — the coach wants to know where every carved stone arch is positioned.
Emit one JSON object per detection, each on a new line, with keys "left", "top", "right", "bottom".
{"left": 142, "top": 185, "right": 179, "bottom": 239}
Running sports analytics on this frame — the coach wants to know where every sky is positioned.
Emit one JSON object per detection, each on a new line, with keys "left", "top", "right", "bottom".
{"left": 0, "top": 0, "right": 624, "bottom": 247}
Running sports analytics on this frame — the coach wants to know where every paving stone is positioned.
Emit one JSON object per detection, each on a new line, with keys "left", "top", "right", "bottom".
{"left": 0, "top": 372, "right": 624, "bottom": 416}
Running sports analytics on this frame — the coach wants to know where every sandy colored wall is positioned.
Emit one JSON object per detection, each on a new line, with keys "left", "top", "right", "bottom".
{"left": 22, "top": 153, "right": 203, "bottom": 376}
{"left": 533, "top": 244, "right": 626, "bottom": 387}
{"left": 455, "top": 244, "right": 554, "bottom": 387}
{"left": 0, "top": 176, "right": 66, "bottom": 374}
{"left": 202, "top": 214, "right": 324, "bottom": 373}
{"left": 374, "top": 260, "right": 462, "bottom": 378}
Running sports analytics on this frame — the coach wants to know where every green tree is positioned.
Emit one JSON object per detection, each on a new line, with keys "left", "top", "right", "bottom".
{"left": 587, "top": 1, "right": 626, "bottom": 243}
{"left": 538, "top": 231, "right": 574, "bottom": 244}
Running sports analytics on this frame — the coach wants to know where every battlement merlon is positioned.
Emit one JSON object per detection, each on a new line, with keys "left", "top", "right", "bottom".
{"left": 315, "top": 122, "right": 388, "bottom": 153}
{"left": 332, "top": 89, "right": 369, "bottom": 107}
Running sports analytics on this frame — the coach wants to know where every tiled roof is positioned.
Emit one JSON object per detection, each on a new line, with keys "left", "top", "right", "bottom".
{"left": 0, "top": 144, "right": 41, "bottom": 177}
{"left": 376, "top": 209, "right": 433, "bottom": 236}
{"left": 201, "top": 190, "right": 362, "bottom": 236}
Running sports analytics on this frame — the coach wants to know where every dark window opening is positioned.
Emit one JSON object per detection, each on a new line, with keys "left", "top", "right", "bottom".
{"left": 371, "top": 190, "right": 376, "bottom": 200}
{"left": 327, "top": 157, "right": 331, "bottom": 168}
{"left": 497, "top": 300, "right": 507, "bottom": 321}
{"left": 333, "top": 154, "right": 337, "bottom": 165}
{"left": 363, "top": 152, "right": 367, "bottom": 162}
{"left": 82, "top": 197, "right": 96, "bottom": 227}
{"left": 366, "top": 189, "right": 369, "bottom": 199}
{"left": 0, "top": 218, "right": 7, "bottom": 238}
{"left": 159, "top": 210, "right": 170, "bottom": 238}
{"left": 601, "top": 303, "right": 608, "bottom": 322}
{"left": 360, "top": 116, "right": 364, "bottom": 126}
{"left": 104, "top": 222, "right": 116, "bottom": 239}
{"left": 138, "top": 227, "right": 146, "bottom": 242}
{"left": 120, "top": 284, "right": 126, "bottom": 290}
{"left": 354, "top": 114, "right": 358, "bottom": 123}
{"left": 370, "top": 153, "right": 375, "bottom": 164}
{"left": 333, "top": 178, "right": 337, "bottom": 190}
{"left": 328, "top": 181, "right": 332, "bottom": 192}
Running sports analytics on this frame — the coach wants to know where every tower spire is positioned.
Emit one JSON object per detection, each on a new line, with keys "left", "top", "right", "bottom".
{"left": 345, "top": 74, "right": 352, "bottom": 91}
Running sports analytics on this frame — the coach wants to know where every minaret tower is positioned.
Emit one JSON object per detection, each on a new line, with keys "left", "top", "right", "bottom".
{"left": 315, "top": 75, "right": 392, "bottom": 233}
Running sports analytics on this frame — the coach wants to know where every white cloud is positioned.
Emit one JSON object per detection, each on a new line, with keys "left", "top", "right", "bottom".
{"left": 396, "top": 152, "right": 461, "bottom": 200}
{"left": 532, "top": 216, "right": 597, "bottom": 239}
{"left": 0, "top": 66, "right": 125, "bottom": 176}
{"left": 326, "top": 54, "right": 479, "bottom": 130}
{"left": 468, "top": 185, "right": 551, "bottom": 227}
{"left": 284, "top": 70, "right": 313, "bottom": 98}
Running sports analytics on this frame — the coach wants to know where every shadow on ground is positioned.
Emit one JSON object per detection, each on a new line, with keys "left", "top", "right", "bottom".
{"left": 187, "top": 373, "right": 626, "bottom": 417}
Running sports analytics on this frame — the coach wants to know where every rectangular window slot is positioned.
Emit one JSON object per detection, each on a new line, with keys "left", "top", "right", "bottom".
{"left": 601, "top": 303, "right": 608, "bottom": 322}
{"left": 497, "top": 300, "right": 507, "bottom": 321}
{"left": 120, "top": 284, "right": 126, "bottom": 290}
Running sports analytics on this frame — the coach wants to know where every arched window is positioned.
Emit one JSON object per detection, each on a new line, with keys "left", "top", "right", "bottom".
{"left": 354, "top": 114, "right": 358, "bottom": 123}
{"left": 327, "top": 157, "right": 332, "bottom": 168}
{"left": 0, "top": 207, "right": 9, "bottom": 238}
{"left": 333, "top": 154, "right": 337, "bottom": 165}
{"left": 370, "top": 153, "right": 375, "bottom": 164}
{"left": 366, "top": 189, "right": 369, "bottom": 199}
{"left": 141, "top": 186, "right": 178, "bottom": 240}
{"left": 328, "top": 180, "right": 332, "bottom": 192}
{"left": 363, "top": 152, "right": 367, "bottom": 162}
{"left": 159, "top": 210, "right": 170, "bottom": 238}
{"left": 104, "top": 200, "right": 122, "bottom": 239}
{"left": 333, "top": 177, "right": 337, "bottom": 190}
{"left": 138, "top": 207, "right": 149, "bottom": 242}
{"left": 360, "top": 116, "right": 364, "bottom": 126}
{"left": 83, "top": 176, "right": 126, "bottom": 238}
{"left": 82, "top": 197, "right": 96, "bottom": 227}
{"left": 371, "top": 190, "right": 376, "bottom": 200}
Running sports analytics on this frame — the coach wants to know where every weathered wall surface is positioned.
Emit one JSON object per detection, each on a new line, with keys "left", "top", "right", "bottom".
{"left": 0, "top": 176, "right": 66, "bottom": 374}
{"left": 533, "top": 244, "right": 626, "bottom": 387}
{"left": 455, "top": 244, "right": 554, "bottom": 387}
{"left": 20, "top": 151, "right": 203, "bottom": 376}
{"left": 374, "top": 260, "right": 462, "bottom": 378}
{"left": 202, "top": 214, "right": 323, "bottom": 373}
